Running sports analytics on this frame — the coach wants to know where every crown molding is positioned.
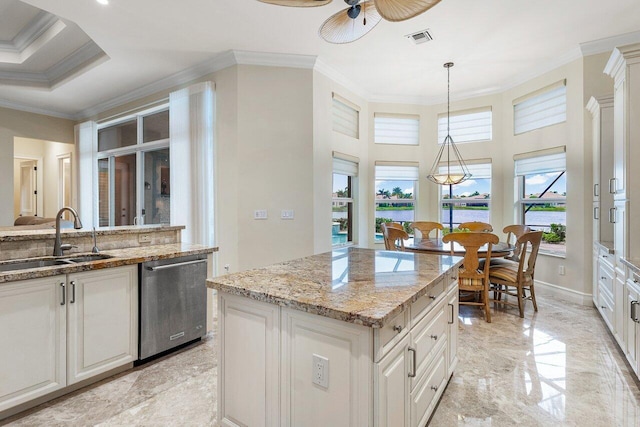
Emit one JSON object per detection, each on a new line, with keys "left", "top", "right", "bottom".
{"left": 314, "top": 58, "right": 370, "bottom": 101}
{"left": 48, "top": 42, "right": 108, "bottom": 88}
{"left": 586, "top": 95, "right": 614, "bottom": 116}
{"left": 580, "top": 30, "right": 640, "bottom": 57}
{"left": 0, "top": 99, "right": 76, "bottom": 120}
{"left": 233, "top": 50, "right": 317, "bottom": 69}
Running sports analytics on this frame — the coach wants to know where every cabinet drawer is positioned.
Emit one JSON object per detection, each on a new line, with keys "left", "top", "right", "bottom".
{"left": 410, "top": 345, "right": 447, "bottom": 427}
{"left": 598, "top": 260, "right": 614, "bottom": 298}
{"left": 411, "top": 278, "right": 446, "bottom": 325}
{"left": 598, "top": 248, "right": 614, "bottom": 270}
{"left": 598, "top": 290, "right": 614, "bottom": 329}
{"left": 375, "top": 309, "right": 409, "bottom": 362}
{"left": 410, "top": 303, "right": 447, "bottom": 390}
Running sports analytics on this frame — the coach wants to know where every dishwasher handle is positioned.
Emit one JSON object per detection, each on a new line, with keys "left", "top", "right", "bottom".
{"left": 145, "top": 259, "right": 206, "bottom": 271}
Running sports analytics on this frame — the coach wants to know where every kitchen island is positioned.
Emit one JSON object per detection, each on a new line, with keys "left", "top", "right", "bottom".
{"left": 207, "top": 247, "right": 462, "bottom": 427}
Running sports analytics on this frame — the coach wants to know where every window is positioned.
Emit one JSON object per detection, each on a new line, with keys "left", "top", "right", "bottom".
{"left": 439, "top": 162, "right": 491, "bottom": 229}
{"left": 437, "top": 107, "right": 492, "bottom": 144}
{"left": 375, "top": 163, "right": 418, "bottom": 241}
{"left": 332, "top": 93, "right": 359, "bottom": 139}
{"left": 515, "top": 148, "right": 566, "bottom": 255}
{"left": 97, "top": 106, "right": 170, "bottom": 227}
{"left": 332, "top": 155, "right": 358, "bottom": 246}
{"left": 514, "top": 80, "right": 567, "bottom": 135}
{"left": 374, "top": 113, "right": 419, "bottom": 145}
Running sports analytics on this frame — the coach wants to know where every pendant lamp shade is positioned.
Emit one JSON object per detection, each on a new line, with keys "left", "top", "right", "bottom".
{"left": 426, "top": 62, "right": 471, "bottom": 186}
{"left": 374, "top": 0, "right": 441, "bottom": 22}
{"left": 319, "top": 1, "right": 381, "bottom": 44}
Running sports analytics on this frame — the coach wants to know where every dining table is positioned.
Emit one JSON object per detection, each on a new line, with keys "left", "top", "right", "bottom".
{"left": 403, "top": 237, "right": 514, "bottom": 258}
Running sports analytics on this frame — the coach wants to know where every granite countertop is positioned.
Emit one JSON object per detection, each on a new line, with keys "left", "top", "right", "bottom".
{"left": 208, "top": 247, "right": 462, "bottom": 328}
{"left": 595, "top": 241, "right": 615, "bottom": 254}
{"left": 0, "top": 225, "right": 185, "bottom": 242}
{"left": 0, "top": 243, "right": 218, "bottom": 283}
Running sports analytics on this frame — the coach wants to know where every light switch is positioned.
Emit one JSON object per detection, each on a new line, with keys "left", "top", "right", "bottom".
{"left": 281, "top": 209, "right": 294, "bottom": 220}
{"left": 254, "top": 210, "right": 268, "bottom": 220}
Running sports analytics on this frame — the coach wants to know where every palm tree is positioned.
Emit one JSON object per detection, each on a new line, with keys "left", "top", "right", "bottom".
{"left": 392, "top": 187, "right": 404, "bottom": 197}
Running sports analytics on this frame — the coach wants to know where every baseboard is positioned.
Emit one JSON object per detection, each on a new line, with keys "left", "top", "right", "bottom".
{"left": 534, "top": 280, "right": 593, "bottom": 306}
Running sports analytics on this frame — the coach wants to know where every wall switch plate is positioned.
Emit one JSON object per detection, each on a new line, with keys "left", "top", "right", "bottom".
{"left": 559, "top": 265, "right": 565, "bottom": 275}
{"left": 254, "top": 210, "right": 268, "bottom": 220}
{"left": 312, "top": 354, "right": 329, "bottom": 389}
{"left": 281, "top": 209, "right": 294, "bottom": 220}
{"left": 138, "top": 234, "right": 151, "bottom": 243}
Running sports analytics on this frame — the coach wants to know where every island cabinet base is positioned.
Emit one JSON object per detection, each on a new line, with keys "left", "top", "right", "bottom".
{"left": 217, "top": 278, "right": 458, "bottom": 427}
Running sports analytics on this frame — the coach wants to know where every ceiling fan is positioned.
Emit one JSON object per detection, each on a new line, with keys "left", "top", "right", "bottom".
{"left": 258, "top": 0, "right": 442, "bottom": 44}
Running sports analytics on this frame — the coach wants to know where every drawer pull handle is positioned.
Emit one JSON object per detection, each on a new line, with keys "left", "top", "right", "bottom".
{"left": 408, "top": 347, "right": 417, "bottom": 378}
{"left": 448, "top": 303, "right": 454, "bottom": 324}
{"left": 609, "top": 207, "right": 616, "bottom": 224}
{"left": 70, "top": 280, "right": 76, "bottom": 304}
{"left": 429, "top": 295, "right": 436, "bottom": 300}
{"left": 601, "top": 305, "right": 606, "bottom": 310}
{"left": 392, "top": 325, "right": 403, "bottom": 334}
{"left": 60, "top": 282, "right": 65, "bottom": 306}
{"left": 634, "top": 279, "right": 639, "bottom": 284}
{"left": 601, "top": 276, "right": 606, "bottom": 280}
{"left": 430, "top": 334, "right": 438, "bottom": 340}
{"left": 609, "top": 178, "right": 616, "bottom": 194}
{"left": 632, "top": 301, "right": 639, "bottom": 323}
{"left": 431, "top": 385, "right": 438, "bottom": 392}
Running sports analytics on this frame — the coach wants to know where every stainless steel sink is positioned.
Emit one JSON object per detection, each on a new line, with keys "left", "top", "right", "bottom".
{"left": 61, "top": 254, "right": 112, "bottom": 263}
{"left": 0, "top": 254, "right": 113, "bottom": 272}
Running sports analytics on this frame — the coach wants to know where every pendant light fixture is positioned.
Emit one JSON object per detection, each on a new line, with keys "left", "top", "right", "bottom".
{"left": 426, "top": 62, "right": 471, "bottom": 185}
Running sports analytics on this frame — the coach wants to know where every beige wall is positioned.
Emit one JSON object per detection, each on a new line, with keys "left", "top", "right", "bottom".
{"left": 0, "top": 109, "right": 75, "bottom": 225}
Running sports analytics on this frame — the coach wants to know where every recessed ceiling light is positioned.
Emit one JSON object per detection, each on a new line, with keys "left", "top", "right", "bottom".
{"left": 96, "top": 0, "right": 109, "bottom": 5}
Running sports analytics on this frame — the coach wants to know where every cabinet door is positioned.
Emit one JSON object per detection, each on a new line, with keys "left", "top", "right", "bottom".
{"left": 0, "top": 276, "right": 66, "bottom": 412}
{"left": 625, "top": 282, "right": 639, "bottom": 372}
{"left": 613, "top": 201, "right": 627, "bottom": 269}
{"left": 446, "top": 284, "right": 459, "bottom": 375}
{"left": 67, "top": 265, "right": 138, "bottom": 385}
{"left": 612, "top": 80, "right": 626, "bottom": 199}
{"left": 375, "top": 337, "right": 409, "bottom": 427}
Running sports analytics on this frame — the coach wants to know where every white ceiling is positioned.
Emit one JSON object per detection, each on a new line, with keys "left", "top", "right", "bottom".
{"left": 1, "top": 0, "right": 640, "bottom": 119}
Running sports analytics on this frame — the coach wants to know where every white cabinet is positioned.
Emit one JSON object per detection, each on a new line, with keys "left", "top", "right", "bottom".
{"left": 67, "top": 267, "right": 138, "bottom": 384}
{"left": 0, "top": 276, "right": 66, "bottom": 412}
{"left": 624, "top": 274, "right": 640, "bottom": 374}
{"left": 217, "top": 277, "right": 459, "bottom": 427}
{"left": 0, "top": 266, "right": 138, "bottom": 414}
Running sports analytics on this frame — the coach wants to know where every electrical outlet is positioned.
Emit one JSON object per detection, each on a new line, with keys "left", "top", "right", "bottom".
{"left": 138, "top": 234, "right": 151, "bottom": 243}
{"left": 254, "top": 210, "right": 268, "bottom": 220}
{"left": 281, "top": 209, "right": 294, "bottom": 220}
{"left": 312, "top": 354, "right": 329, "bottom": 389}
{"left": 559, "top": 265, "right": 565, "bottom": 275}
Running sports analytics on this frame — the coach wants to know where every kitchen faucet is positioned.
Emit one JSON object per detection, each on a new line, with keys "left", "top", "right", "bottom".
{"left": 53, "top": 207, "right": 83, "bottom": 256}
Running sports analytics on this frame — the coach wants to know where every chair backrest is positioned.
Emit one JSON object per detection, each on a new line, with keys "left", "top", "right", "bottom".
{"left": 442, "top": 232, "right": 500, "bottom": 288}
{"left": 514, "top": 231, "right": 543, "bottom": 283}
{"left": 410, "top": 221, "right": 444, "bottom": 239}
{"left": 385, "top": 222, "right": 404, "bottom": 230}
{"left": 459, "top": 221, "right": 493, "bottom": 232}
{"left": 503, "top": 224, "right": 531, "bottom": 260}
{"left": 382, "top": 223, "right": 409, "bottom": 251}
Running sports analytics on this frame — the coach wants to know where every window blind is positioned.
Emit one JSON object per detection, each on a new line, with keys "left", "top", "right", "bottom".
{"left": 438, "top": 107, "right": 492, "bottom": 143}
{"left": 515, "top": 152, "right": 566, "bottom": 176}
{"left": 332, "top": 95, "right": 359, "bottom": 139}
{"left": 375, "top": 164, "right": 419, "bottom": 181}
{"left": 374, "top": 113, "right": 419, "bottom": 145}
{"left": 514, "top": 81, "right": 566, "bottom": 135}
{"left": 438, "top": 162, "right": 491, "bottom": 179}
{"left": 333, "top": 157, "right": 358, "bottom": 176}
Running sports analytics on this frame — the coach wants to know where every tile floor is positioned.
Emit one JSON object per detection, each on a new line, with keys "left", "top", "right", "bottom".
{"left": 3, "top": 292, "right": 640, "bottom": 426}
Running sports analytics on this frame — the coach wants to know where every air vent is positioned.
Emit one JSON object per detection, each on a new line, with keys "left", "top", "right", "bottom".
{"left": 406, "top": 29, "right": 433, "bottom": 45}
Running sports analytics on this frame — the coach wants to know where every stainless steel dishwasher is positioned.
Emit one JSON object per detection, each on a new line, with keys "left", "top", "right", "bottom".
{"left": 139, "top": 254, "right": 207, "bottom": 361}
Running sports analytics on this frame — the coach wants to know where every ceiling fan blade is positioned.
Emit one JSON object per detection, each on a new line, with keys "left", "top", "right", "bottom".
{"left": 258, "top": 0, "right": 332, "bottom": 6}
{"left": 374, "top": 0, "right": 441, "bottom": 22}
{"left": 319, "top": 0, "right": 381, "bottom": 44}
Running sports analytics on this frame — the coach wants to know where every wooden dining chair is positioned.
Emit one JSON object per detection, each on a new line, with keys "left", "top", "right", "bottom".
{"left": 489, "top": 231, "right": 542, "bottom": 318}
{"left": 459, "top": 221, "right": 493, "bottom": 232}
{"left": 382, "top": 224, "right": 409, "bottom": 251}
{"left": 503, "top": 225, "right": 531, "bottom": 261}
{"left": 385, "top": 222, "right": 404, "bottom": 230}
{"left": 443, "top": 232, "right": 500, "bottom": 323}
{"left": 410, "top": 221, "right": 444, "bottom": 239}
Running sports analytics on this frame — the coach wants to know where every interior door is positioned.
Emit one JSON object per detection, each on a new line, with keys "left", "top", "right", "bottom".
{"left": 19, "top": 160, "right": 37, "bottom": 217}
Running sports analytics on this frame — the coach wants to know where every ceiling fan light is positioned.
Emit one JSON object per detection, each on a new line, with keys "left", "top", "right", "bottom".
{"left": 319, "top": 0, "right": 381, "bottom": 44}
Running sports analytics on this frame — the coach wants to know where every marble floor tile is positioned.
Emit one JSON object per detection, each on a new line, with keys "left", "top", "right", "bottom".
{"left": 3, "top": 292, "right": 640, "bottom": 426}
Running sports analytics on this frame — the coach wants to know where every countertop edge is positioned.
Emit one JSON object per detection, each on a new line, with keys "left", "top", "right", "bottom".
{"left": 0, "top": 225, "right": 185, "bottom": 242}
{"left": 594, "top": 241, "right": 615, "bottom": 254}
{"left": 208, "top": 258, "right": 462, "bottom": 328}
{"left": 621, "top": 258, "right": 640, "bottom": 275}
{"left": 0, "top": 244, "right": 218, "bottom": 283}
